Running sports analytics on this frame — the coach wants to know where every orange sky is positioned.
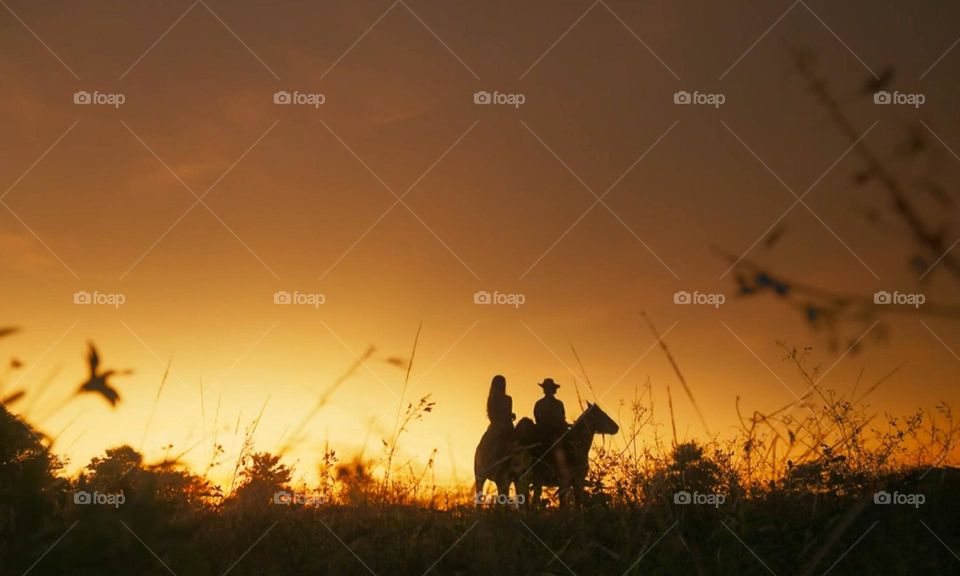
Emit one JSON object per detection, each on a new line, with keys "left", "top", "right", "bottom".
{"left": 2, "top": 0, "right": 959, "bottom": 485}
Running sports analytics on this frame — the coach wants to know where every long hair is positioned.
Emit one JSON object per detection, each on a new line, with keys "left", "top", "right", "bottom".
{"left": 486, "top": 374, "right": 507, "bottom": 420}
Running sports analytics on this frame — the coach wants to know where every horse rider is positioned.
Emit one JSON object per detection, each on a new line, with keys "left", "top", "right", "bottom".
{"left": 534, "top": 378, "right": 570, "bottom": 470}
{"left": 486, "top": 375, "right": 515, "bottom": 459}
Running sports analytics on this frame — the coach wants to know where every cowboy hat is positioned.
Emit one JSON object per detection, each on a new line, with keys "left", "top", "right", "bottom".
{"left": 538, "top": 378, "right": 560, "bottom": 390}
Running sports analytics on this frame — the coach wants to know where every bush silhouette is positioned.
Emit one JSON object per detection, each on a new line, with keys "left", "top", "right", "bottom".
{"left": 0, "top": 404, "right": 66, "bottom": 568}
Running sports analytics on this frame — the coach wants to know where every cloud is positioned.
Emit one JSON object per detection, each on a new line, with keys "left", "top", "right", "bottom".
{"left": 0, "top": 231, "right": 59, "bottom": 273}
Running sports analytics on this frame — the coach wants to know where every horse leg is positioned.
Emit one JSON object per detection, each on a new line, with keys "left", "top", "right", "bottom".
{"left": 475, "top": 476, "right": 485, "bottom": 508}
{"left": 516, "top": 475, "right": 532, "bottom": 512}
{"left": 572, "top": 477, "right": 584, "bottom": 507}
{"left": 554, "top": 449, "right": 572, "bottom": 508}
{"left": 496, "top": 479, "right": 511, "bottom": 508}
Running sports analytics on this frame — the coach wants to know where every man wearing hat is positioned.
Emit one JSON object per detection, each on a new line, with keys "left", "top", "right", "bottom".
{"left": 534, "top": 378, "right": 568, "bottom": 453}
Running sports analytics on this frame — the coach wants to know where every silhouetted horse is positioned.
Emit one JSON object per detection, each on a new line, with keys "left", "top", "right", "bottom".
{"left": 474, "top": 425, "right": 529, "bottom": 506}
{"left": 515, "top": 402, "right": 619, "bottom": 507}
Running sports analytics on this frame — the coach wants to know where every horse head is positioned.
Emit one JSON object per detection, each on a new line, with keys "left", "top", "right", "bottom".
{"left": 581, "top": 402, "right": 619, "bottom": 435}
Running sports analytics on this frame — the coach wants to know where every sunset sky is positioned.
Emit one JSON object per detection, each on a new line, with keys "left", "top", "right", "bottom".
{"left": 2, "top": 0, "right": 959, "bottom": 485}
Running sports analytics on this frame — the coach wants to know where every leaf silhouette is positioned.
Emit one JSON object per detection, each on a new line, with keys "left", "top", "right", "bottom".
{"left": 0, "top": 327, "right": 20, "bottom": 339}
{"left": 1, "top": 390, "right": 25, "bottom": 406}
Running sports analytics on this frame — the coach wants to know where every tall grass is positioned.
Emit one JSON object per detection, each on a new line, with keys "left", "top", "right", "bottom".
{"left": 3, "top": 328, "right": 960, "bottom": 575}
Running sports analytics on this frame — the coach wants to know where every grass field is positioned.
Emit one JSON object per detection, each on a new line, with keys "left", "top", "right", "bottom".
{"left": 4, "top": 386, "right": 960, "bottom": 576}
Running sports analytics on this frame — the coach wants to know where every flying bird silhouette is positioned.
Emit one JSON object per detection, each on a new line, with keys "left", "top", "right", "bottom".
{"left": 77, "top": 343, "right": 131, "bottom": 407}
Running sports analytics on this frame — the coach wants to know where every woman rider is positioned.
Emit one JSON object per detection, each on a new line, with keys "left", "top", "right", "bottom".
{"left": 486, "top": 375, "right": 515, "bottom": 458}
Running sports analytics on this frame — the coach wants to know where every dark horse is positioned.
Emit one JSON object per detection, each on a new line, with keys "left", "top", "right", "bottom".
{"left": 474, "top": 424, "right": 530, "bottom": 506}
{"left": 515, "top": 402, "right": 619, "bottom": 507}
